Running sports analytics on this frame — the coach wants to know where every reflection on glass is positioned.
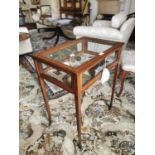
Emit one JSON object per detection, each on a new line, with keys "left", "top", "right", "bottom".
{"left": 46, "top": 44, "right": 95, "bottom": 68}
{"left": 87, "top": 42, "right": 112, "bottom": 54}
{"left": 41, "top": 37, "right": 119, "bottom": 90}
{"left": 82, "top": 52, "right": 117, "bottom": 86}
{"left": 43, "top": 65, "right": 72, "bottom": 88}
{"left": 69, "top": 53, "right": 76, "bottom": 66}
{"left": 45, "top": 40, "right": 115, "bottom": 70}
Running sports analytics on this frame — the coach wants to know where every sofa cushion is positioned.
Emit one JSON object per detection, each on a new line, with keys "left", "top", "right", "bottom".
{"left": 74, "top": 26, "right": 122, "bottom": 42}
{"left": 93, "top": 20, "right": 111, "bottom": 27}
{"left": 112, "top": 12, "right": 127, "bottom": 29}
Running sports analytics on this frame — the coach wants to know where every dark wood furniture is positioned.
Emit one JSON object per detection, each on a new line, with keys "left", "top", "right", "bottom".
{"left": 59, "top": 0, "right": 82, "bottom": 18}
{"left": 59, "top": 0, "right": 90, "bottom": 25}
{"left": 19, "top": 7, "right": 37, "bottom": 30}
{"left": 33, "top": 5, "right": 75, "bottom": 44}
{"left": 118, "top": 69, "right": 133, "bottom": 96}
{"left": 118, "top": 49, "right": 135, "bottom": 97}
{"left": 21, "top": 23, "right": 37, "bottom": 30}
{"left": 42, "top": 0, "right": 90, "bottom": 43}
{"left": 43, "top": 23, "right": 75, "bottom": 46}
{"left": 32, "top": 37, "right": 123, "bottom": 147}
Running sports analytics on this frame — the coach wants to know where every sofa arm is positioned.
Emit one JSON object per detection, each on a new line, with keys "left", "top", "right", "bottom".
{"left": 120, "top": 18, "right": 135, "bottom": 44}
{"left": 93, "top": 20, "right": 111, "bottom": 27}
{"left": 73, "top": 26, "right": 122, "bottom": 42}
{"left": 19, "top": 27, "right": 33, "bottom": 55}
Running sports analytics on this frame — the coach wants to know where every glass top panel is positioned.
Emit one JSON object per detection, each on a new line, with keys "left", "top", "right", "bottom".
{"left": 45, "top": 41, "right": 113, "bottom": 68}
{"left": 87, "top": 42, "right": 112, "bottom": 54}
{"left": 45, "top": 43, "right": 95, "bottom": 68}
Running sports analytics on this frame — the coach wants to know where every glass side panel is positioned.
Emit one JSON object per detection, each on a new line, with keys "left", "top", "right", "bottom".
{"left": 44, "top": 40, "right": 113, "bottom": 69}
{"left": 45, "top": 43, "right": 95, "bottom": 68}
{"left": 40, "top": 62, "right": 99, "bottom": 89}
{"left": 82, "top": 51, "right": 117, "bottom": 86}
{"left": 41, "top": 63, "right": 73, "bottom": 89}
{"left": 87, "top": 41, "right": 112, "bottom": 54}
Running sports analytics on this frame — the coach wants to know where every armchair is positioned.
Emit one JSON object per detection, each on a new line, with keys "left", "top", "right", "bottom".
{"left": 118, "top": 49, "right": 135, "bottom": 96}
{"left": 73, "top": 12, "right": 135, "bottom": 49}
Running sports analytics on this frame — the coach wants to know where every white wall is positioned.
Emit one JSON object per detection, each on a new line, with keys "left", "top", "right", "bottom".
{"left": 89, "top": 0, "right": 135, "bottom": 24}
{"left": 121, "top": 0, "right": 135, "bottom": 14}
{"left": 98, "top": 0, "right": 121, "bottom": 14}
{"left": 89, "top": 0, "right": 98, "bottom": 24}
{"left": 120, "top": 0, "right": 131, "bottom": 14}
{"left": 129, "top": 0, "right": 135, "bottom": 13}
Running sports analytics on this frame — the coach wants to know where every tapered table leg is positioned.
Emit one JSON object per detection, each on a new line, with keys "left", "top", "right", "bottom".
{"left": 58, "top": 27, "right": 75, "bottom": 40}
{"left": 54, "top": 33, "right": 60, "bottom": 46}
{"left": 43, "top": 26, "right": 75, "bottom": 46}
{"left": 74, "top": 73, "right": 82, "bottom": 149}
{"left": 118, "top": 70, "right": 127, "bottom": 97}
{"left": 109, "top": 64, "right": 120, "bottom": 110}
{"left": 33, "top": 60, "right": 52, "bottom": 125}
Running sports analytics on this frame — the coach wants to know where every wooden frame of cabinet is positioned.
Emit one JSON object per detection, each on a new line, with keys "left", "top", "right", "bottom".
{"left": 32, "top": 37, "right": 124, "bottom": 147}
{"left": 59, "top": 0, "right": 82, "bottom": 19}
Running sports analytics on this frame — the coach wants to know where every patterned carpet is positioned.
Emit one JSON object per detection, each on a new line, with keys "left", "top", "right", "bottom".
{"left": 19, "top": 30, "right": 135, "bottom": 155}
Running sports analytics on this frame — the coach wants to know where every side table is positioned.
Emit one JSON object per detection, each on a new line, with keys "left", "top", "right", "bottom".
{"left": 41, "top": 19, "right": 75, "bottom": 46}
{"left": 32, "top": 37, "right": 123, "bottom": 147}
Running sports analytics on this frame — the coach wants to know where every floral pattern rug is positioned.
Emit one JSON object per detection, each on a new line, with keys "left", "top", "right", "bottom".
{"left": 20, "top": 31, "right": 135, "bottom": 155}
{"left": 19, "top": 30, "right": 69, "bottom": 99}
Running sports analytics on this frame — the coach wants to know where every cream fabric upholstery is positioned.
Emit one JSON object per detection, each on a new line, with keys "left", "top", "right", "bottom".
{"left": 73, "top": 13, "right": 135, "bottom": 49}
{"left": 19, "top": 27, "right": 33, "bottom": 55}
{"left": 74, "top": 26, "right": 122, "bottom": 41}
{"left": 120, "top": 18, "right": 135, "bottom": 44}
{"left": 93, "top": 20, "right": 111, "bottom": 27}
{"left": 122, "top": 49, "right": 135, "bottom": 73}
{"left": 111, "top": 12, "right": 127, "bottom": 29}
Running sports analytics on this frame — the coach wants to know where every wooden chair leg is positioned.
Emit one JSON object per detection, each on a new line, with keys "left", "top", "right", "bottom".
{"left": 118, "top": 65, "right": 122, "bottom": 78}
{"left": 118, "top": 70, "right": 127, "bottom": 96}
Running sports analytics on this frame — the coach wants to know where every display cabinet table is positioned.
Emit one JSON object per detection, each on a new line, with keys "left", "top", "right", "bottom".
{"left": 32, "top": 37, "right": 123, "bottom": 147}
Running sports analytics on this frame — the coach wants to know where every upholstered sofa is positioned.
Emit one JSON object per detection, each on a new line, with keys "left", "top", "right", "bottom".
{"left": 73, "top": 12, "right": 135, "bottom": 51}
